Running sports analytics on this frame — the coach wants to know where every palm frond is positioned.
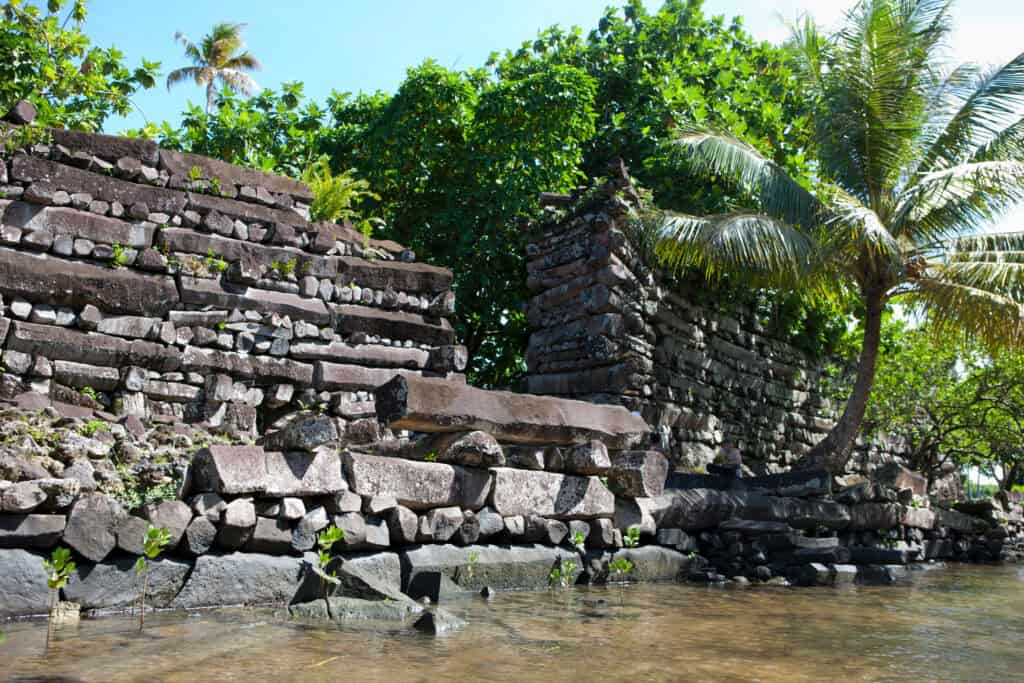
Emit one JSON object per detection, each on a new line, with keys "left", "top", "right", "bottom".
{"left": 823, "top": 186, "right": 902, "bottom": 261}
{"left": 917, "top": 52, "right": 1024, "bottom": 172}
{"left": 898, "top": 160, "right": 1024, "bottom": 243}
{"left": 166, "top": 66, "right": 205, "bottom": 91}
{"left": 669, "top": 126, "right": 824, "bottom": 228}
{"left": 654, "top": 211, "right": 823, "bottom": 289}
{"left": 172, "top": 32, "right": 202, "bottom": 65}
{"left": 951, "top": 230, "right": 1024, "bottom": 255}
{"left": 904, "top": 274, "right": 1024, "bottom": 349}
{"left": 217, "top": 69, "right": 260, "bottom": 96}
{"left": 224, "top": 51, "right": 261, "bottom": 72}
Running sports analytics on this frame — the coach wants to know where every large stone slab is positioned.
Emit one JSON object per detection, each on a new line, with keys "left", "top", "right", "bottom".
{"left": 489, "top": 468, "right": 614, "bottom": 520}
{"left": 375, "top": 375, "right": 650, "bottom": 447}
{"left": 0, "top": 549, "right": 50, "bottom": 617}
{"left": 399, "top": 543, "right": 574, "bottom": 593}
{"left": 849, "top": 503, "right": 902, "bottom": 530}
{"left": 180, "top": 276, "right": 331, "bottom": 326}
{"left": 12, "top": 155, "right": 186, "bottom": 214}
{"left": 291, "top": 340, "right": 430, "bottom": 368}
{"left": 191, "top": 445, "right": 345, "bottom": 497}
{"left": 607, "top": 451, "right": 669, "bottom": 498}
{"left": 51, "top": 128, "right": 159, "bottom": 165}
{"left": 170, "top": 552, "right": 305, "bottom": 608}
{"left": 0, "top": 513, "right": 66, "bottom": 549}
{"left": 313, "top": 362, "right": 434, "bottom": 392}
{"left": 159, "top": 228, "right": 334, "bottom": 278}
{"left": 742, "top": 495, "right": 852, "bottom": 531}
{"left": 159, "top": 148, "right": 312, "bottom": 200}
{"left": 181, "top": 347, "right": 314, "bottom": 384}
{"left": 333, "top": 305, "right": 455, "bottom": 347}
{"left": 65, "top": 556, "right": 192, "bottom": 610}
{"left": 654, "top": 489, "right": 747, "bottom": 531}
{"left": 0, "top": 247, "right": 178, "bottom": 316}
{"left": 335, "top": 256, "right": 452, "bottom": 294}
{"left": 343, "top": 452, "right": 491, "bottom": 511}
{"left": 607, "top": 546, "right": 693, "bottom": 582}
{"left": 2, "top": 202, "right": 155, "bottom": 247}
{"left": 873, "top": 463, "right": 927, "bottom": 497}
{"left": 64, "top": 493, "right": 124, "bottom": 562}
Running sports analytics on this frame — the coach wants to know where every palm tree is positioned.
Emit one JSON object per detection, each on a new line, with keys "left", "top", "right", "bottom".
{"left": 656, "top": 0, "right": 1024, "bottom": 474}
{"left": 166, "top": 22, "right": 262, "bottom": 113}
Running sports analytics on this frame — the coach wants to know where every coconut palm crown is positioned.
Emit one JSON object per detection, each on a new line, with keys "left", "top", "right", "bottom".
{"left": 166, "top": 22, "right": 261, "bottom": 113}
{"left": 656, "top": 0, "right": 1024, "bottom": 474}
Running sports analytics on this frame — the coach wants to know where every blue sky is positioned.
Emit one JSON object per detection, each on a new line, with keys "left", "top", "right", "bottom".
{"left": 83, "top": 0, "right": 1023, "bottom": 230}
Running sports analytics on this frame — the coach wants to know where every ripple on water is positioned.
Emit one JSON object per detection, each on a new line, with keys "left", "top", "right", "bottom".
{"left": 2, "top": 564, "right": 1023, "bottom": 683}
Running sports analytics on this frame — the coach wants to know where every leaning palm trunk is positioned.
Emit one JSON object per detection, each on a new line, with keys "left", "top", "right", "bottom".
{"left": 656, "top": 0, "right": 1024, "bottom": 475}
{"left": 800, "top": 291, "right": 885, "bottom": 472}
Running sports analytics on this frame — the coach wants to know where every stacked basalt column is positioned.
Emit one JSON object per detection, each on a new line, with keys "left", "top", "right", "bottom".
{"left": 524, "top": 164, "right": 837, "bottom": 473}
{"left": 0, "top": 120, "right": 464, "bottom": 438}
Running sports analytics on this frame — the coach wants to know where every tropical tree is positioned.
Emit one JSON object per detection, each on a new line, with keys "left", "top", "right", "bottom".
{"left": 166, "top": 21, "right": 261, "bottom": 113}
{"left": 0, "top": 0, "right": 158, "bottom": 130}
{"left": 656, "top": 0, "right": 1024, "bottom": 474}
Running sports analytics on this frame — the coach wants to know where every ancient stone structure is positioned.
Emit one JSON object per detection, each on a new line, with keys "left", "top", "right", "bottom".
{"left": 0, "top": 120, "right": 1014, "bottom": 622}
{"left": 524, "top": 170, "right": 838, "bottom": 472}
{"left": 0, "top": 123, "right": 463, "bottom": 436}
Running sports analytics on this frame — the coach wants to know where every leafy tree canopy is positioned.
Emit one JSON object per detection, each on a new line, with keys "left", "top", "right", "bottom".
{"left": 0, "top": 0, "right": 158, "bottom": 130}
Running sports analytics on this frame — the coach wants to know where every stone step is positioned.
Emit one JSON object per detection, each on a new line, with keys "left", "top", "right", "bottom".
{"left": 0, "top": 247, "right": 178, "bottom": 316}
{"left": 159, "top": 148, "right": 312, "bottom": 201}
{"left": 179, "top": 275, "right": 331, "bottom": 326}
{"left": 375, "top": 374, "right": 650, "bottom": 448}
{"left": 159, "top": 228, "right": 336, "bottom": 279}
{"left": 333, "top": 304, "right": 454, "bottom": 347}
{"left": 12, "top": 155, "right": 186, "bottom": 215}
{"left": 335, "top": 256, "right": 452, "bottom": 294}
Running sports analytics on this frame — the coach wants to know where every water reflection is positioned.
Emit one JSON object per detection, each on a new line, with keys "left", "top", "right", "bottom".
{"left": 3, "top": 564, "right": 1022, "bottom": 682}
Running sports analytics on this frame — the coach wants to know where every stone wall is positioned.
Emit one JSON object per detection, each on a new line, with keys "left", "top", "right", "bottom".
{"left": 0, "top": 124, "right": 464, "bottom": 438}
{"left": 524, "top": 174, "right": 836, "bottom": 473}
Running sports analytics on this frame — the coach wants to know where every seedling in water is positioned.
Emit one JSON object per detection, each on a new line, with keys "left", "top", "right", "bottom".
{"left": 135, "top": 525, "right": 172, "bottom": 629}
{"left": 549, "top": 559, "right": 577, "bottom": 590}
{"left": 316, "top": 525, "right": 345, "bottom": 598}
{"left": 465, "top": 551, "right": 480, "bottom": 580}
{"left": 43, "top": 547, "right": 75, "bottom": 643}
{"left": 570, "top": 530, "right": 586, "bottom": 552}
{"left": 624, "top": 527, "right": 641, "bottom": 548}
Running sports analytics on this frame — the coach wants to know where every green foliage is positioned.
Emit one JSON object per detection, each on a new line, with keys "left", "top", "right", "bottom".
{"left": 316, "top": 524, "right": 344, "bottom": 597}
{"left": 79, "top": 386, "right": 98, "bottom": 401}
{"left": 78, "top": 419, "right": 107, "bottom": 437}
{"left": 134, "top": 525, "right": 172, "bottom": 574}
{"left": 0, "top": 0, "right": 158, "bottom": 130}
{"left": 423, "top": 450, "right": 438, "bottom": 463}
{"left": 301, "top": 154, "right": 379, "bottom": 229}
{"left": 204, "top": 248, "right": 228, "bottom": 273}
{"left": 188, "top": 165, "right": 201, "bottom": 181}
{"left": 43, "top": 547, "right": 75, "bottom": 591}
{"left": 623, "top": 527, "right": 641, "bottom": 548}
{"left": 111, "top": 465, "right": 180, "bottom": 512}
{"left": 111, "top": 242, "right": 131, "bottom": 267}
{"left": 655, "top": 0, "right": 1024, "bottom": 470}
{"left": 609, "top": 556, "right": 634, "bottom": 581}
{"left": 549, "top": 558, "right": 577, "bottom": 589}
{"left": 465, "top": 550, "right": 480, "bottom": 580}
{"left": 569, "top": 530, "right": 586, "bottom": 552}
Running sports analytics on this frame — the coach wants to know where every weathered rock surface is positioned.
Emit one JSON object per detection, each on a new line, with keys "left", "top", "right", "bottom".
{"left": 375, "top": 375, "right": 649, "bottom": 447}
{"left": 400, "top": 543, "right": 577, "bottom": 593}
{"left": 63, "top": 493, "right": 124, "bottom": 562}
{"left": 343, "top": 452, "right": 491, "bottom": 511}
{"left": 65, "top": 556, "right": 192, "bottom": 611}
{"left": 170, "top": 552, "right": 304, "bottom": 608}
{"left": 489, "top": 468, "right": 615, "bottom": 520}
{"left": 607, "top": 451, "right": 669, "bottom": 498}
{"left": 408, "top": 430, "right": 505, "bottom": 468}
{"left": 192, "top": 445, "right": 345, "bottom": 497}
{"left": 0, "top": 548, "right": 50, "bottom": 617}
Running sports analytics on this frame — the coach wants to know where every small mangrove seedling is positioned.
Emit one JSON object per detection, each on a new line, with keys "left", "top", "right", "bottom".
{"left": 188, "top": 165, "right": 202, "bottom": 182}
{"left": 204, "top": 248, "right": 228, "bottom": 273}
{"left": 79, "top": 419, "right": 108, "bottom": 437}
{"left": 465, "top": 551, "right": 480, "bottom": 581}
{"left": 316, "top": 525, "right": 345, "bottom": 598}
{"left": 570, "top": 530, "right": 586, "bottom": 553}
{"left": 609, "top": 556, "right": 634, "bottom": 604}
{"left": 549, "top": 559, "right": 577, "bottom": 590}
{"left": 80, "top": 386, "right": 99, "bottom": 401}
{"left": 209, "top": 177, "right": 222, "bottom": 196}
{"left": 624, "top": 527, "right": 641, "bottom": 548}
{"left": 111, "top": 243, "right": 131, "bottom": 268}
{"left": 135, "top": 525, "right": 172, "bottom": 629}
{"left": 423, "top": 450, "right": 439, "bottom": 463}
{"left": 43, "top": 547, "right": 75, "bottom": 643}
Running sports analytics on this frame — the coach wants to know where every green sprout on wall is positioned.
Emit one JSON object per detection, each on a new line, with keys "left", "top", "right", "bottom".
{"left": 624, "top": 527, "right": 641, "bottom": 548}
{"left": 79, "top": 419, "right": 108, "bottom": 437}
{"left": 423, "top": 451, "right": 438, "bottom": 463}
{"left": 316, "top": 524, "right": 344, "bottom": 598}
{"left": 135, "top": 525, "right": 172, "bottom": 629}
{"left": 569, "top": 530, "right": 586, "bottom": 553}
{"left": 188, "top": 165, "right": 202, "bottom": 182}
{"left": 209, "top": 177, "right": 222, "bottom": 196}
{"left": 204, "top": 248, "right": 229, "bottom": 273}
{"left": 111, "top": 242, "right": 132, "bottom": 267}
{"left": 549, "top": 559, "right": 577, "bottom": 590}
{"left": 80, "top": 386, "right": 99, "bottom": 401}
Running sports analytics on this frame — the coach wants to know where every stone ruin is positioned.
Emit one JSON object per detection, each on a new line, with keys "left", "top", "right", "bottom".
{"left": 0, "top": 119, "right": 1019, "bottom": 622}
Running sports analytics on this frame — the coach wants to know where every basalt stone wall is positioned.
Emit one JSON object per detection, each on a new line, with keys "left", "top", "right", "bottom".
{"left": 0, "top": 124, "right": 464, "bottom": 438}
{"left": 524, "top": 179, "right": 834, "bottom": 473}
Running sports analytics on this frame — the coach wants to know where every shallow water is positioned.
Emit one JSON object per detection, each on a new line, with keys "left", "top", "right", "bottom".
{"left": 3, "top": 564, "right": 1023, "bottom": 682}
